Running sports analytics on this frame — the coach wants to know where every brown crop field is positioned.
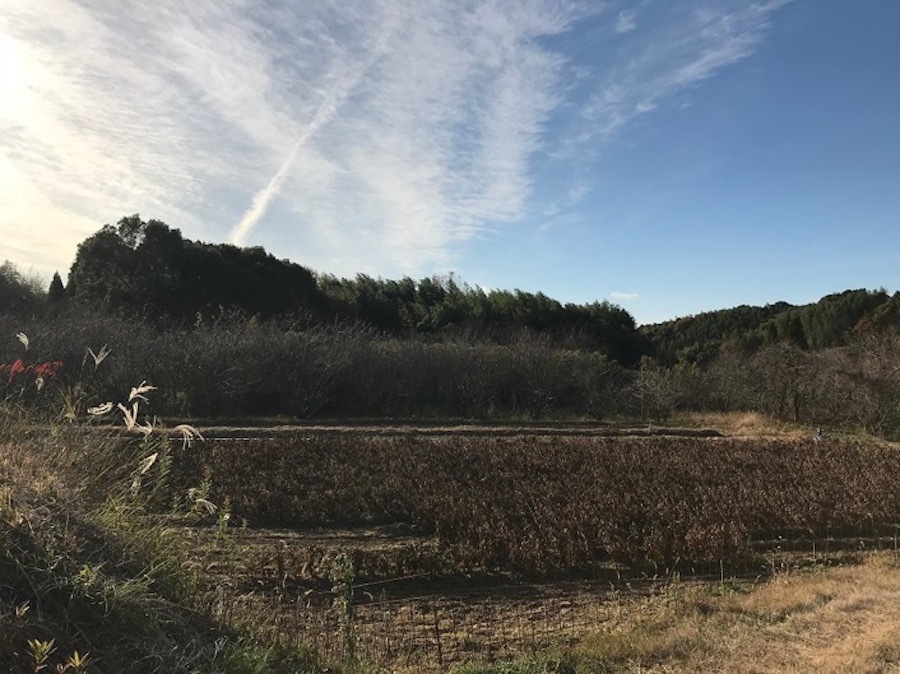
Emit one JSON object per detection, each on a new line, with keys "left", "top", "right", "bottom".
{"left": 7, "top": 420, "right": 900, "bottom": 672}
{"left": 146, "top": 425, "right": 900, "bottom": 669}
{"left": 170, "top": 428, "right": 900, "bottom": 571}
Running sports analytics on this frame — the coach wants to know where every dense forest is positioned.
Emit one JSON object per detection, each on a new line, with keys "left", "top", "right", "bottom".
{"left": 2, "top": 215, "right": 900, "bottom": 435}
{"left": 62, "top": 215, "right": 641, "bottom": 364}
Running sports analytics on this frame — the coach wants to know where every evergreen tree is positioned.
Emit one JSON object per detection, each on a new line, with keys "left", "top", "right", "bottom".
{"left": 47, "top": 272, "right": 65, "bottom": 303}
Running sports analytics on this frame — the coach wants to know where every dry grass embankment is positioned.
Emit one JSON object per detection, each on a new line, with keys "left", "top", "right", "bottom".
{"left": 673, "top": 411, "right": 809, "bottom": 439}
{"left": 0, "top": 432, "right": 337, "bottom": 673}
{"left": 566, "top": 552, "right": 900, "bottom": 674}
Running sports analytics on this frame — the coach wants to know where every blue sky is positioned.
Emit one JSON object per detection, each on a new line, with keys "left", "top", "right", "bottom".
{"left": 2, "top": 1, "right": 898, "bottom": 324}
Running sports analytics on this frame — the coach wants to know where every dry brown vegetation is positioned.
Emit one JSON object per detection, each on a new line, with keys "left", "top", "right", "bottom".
{"left": 5, "top": 414, "right": 900, "bottom": 673}
{"left": 673, "top": 411, "right": 809, "bottom": 438}
{"left": 153, "top": 426, "right": 900, "bottom": 670}
{"left": 172, "top": 431, "right": 900, "bottom": 572}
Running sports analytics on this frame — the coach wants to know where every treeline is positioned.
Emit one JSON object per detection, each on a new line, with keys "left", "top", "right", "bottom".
{"left": 3, "top": 214, "right": 900, "bottom": 436}
{"left": 8, "top": 215, "right": 899, "bottom": 370}
{"left": 67, "top": 215, "right": 324, "bottom": 320}
{"left": 58, "top": 215, "right": 642, "bottom": 365}
{"left": 5, "top": 304, "right": 899, "bottom": 437}
{"left": 0, "top": 260, "right": 46, "bottom": 318}
{"left": 643, "top": 288, "right": 900, "bottom": 365}
{"left": 673, "top": 335, "right": 900, "bottom": 436}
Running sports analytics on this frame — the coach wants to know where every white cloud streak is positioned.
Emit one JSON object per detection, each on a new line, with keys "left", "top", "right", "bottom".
{"left": 229, "top": 13, "right": 399, "bottom": 246}
{"left": 230, "top": 143, "right": 300, "bottom": 247}
{"left": 1, "top": 0, "right": 789, "bottom": 279}
{"left": 610, "top": 291, "right": 639, "bottom": 301}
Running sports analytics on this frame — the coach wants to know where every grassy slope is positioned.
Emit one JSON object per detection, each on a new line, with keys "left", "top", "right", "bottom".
{"left": 0, "top": 433, "right": 340, "bottom": 674}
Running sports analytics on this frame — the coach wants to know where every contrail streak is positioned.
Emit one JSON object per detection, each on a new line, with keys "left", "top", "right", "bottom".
{"left": 229, "top": 143, "right": 300, "bottom": 246}
{"left": 230, "top": 87, "right": 351, "bottom": 246}
{"left": 229, "top": 15, "right": 398, "bottom": 247}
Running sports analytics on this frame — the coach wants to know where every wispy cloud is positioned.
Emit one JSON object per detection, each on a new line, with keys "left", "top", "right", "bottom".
{"left": 1, "top": 0, "right": 789, "bottom": 280}
{"left": 278, "top": 1, "right": 589, "bottom": 275}
{"left": 229, "top": 13, "right": 398, "bottom": 246}
{"left": 532, "top": 0, "right": 789, "bottom": 225}
{"left": 578, "top": 2, "right": 789, "bottom": 145}
{"left": 610, "top": 291, "right": 640, "bottom": 301}
{"left": 615, "top": 10, "right": 637, "bottom": 34}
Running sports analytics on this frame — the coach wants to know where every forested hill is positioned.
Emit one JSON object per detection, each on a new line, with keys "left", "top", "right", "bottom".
{"left": 642, "top": 288, "right": 900, "bottom": 365}
{"left": 61, "top": 215, "right": 644, "bottom": 364}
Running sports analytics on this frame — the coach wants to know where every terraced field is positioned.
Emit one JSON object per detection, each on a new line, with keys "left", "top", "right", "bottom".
{"left": 157, "top": 423, "right": 900, "bottom": 669}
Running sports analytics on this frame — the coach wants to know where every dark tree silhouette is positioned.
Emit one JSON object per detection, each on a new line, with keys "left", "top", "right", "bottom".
{"left": 47, "top": 272, "right": 65, "bottom": 304}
